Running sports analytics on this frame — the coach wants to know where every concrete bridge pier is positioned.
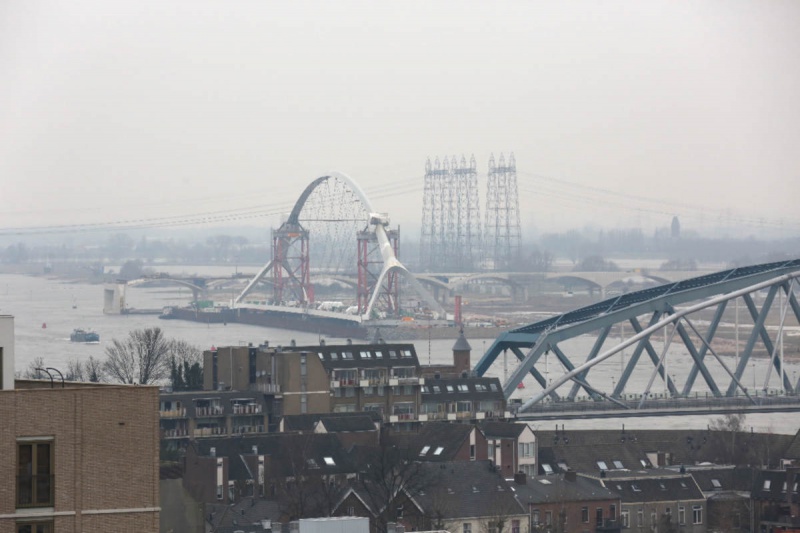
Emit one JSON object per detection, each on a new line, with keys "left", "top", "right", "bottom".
{"left": 103, "top": 282, "right": 127, "bottom": 314}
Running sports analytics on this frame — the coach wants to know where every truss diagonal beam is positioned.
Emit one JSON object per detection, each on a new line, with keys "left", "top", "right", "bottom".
{"left": 682, "top": 301, "right": 727, "bottom": 395}
{"left": 614, "top": 312, "right": 662, "bottom": 397}
{"left": 567, "top": 326, "right": 611, "bottom": 400}
{"left": 672, "top": 315, "right": 721, "bottom": 396}
{"left": 510, "top": 346, "right": 559, "bottom": 401}
{"left": 629, "top": 314, "right": 678, "bottom": 397}
{"left": 727, "top": 288, "right": 778, "bottom": 395}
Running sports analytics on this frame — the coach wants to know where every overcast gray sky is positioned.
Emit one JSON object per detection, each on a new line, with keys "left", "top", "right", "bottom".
{"left": 2, "top": 0, "right": 799, "bottom": 239}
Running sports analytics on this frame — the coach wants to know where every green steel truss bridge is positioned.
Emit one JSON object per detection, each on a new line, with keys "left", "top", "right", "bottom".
{"left": 474, "top": 260, "right": 800, "bottom": 416}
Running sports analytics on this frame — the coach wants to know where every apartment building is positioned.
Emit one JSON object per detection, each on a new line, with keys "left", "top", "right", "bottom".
{"left": 0, "top": 315, "right": 160, "bottom": 533}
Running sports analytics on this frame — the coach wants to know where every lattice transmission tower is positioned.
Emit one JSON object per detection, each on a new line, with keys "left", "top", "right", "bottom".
{"left": 419, "top": 155, "right": 482, "bottom": 272}
{"left": 484, "top": 153, "right": 521, "bottom": 271}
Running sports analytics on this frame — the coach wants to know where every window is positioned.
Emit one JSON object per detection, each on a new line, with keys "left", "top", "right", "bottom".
{"left": 519, "top": 442, "right": 533, "bottom": 457}
{"left": 637, "top": 509, "right": 643, "bottom": 527}
{"left": 783, "top": 481, "right": 788, "bottom": 493}
{"left": 323, "top": 456, "right": 335, "bottom": 466}
{"left": 433, "top": 446, "right": 444, "bottom": 456}
{"left": 650, "top": 511, "right": 656, "bottom": 526}
{"left": 763, "top": 479, "right": 772, "bottom": 490}
{"left": 532, "top": 509, "right": 540, "bottom": 524}
{"left": 610, "top": 504, "right": 616, "bottom": 521}
{"left": 17, "top": 441, "right": 53, "bottom": 508}
{"left": 300, "top": 354, "right": 307, "bottom": 376}
{"left": 16, "top": 523, "right": 52, "bottom": 533}
{"left": 360, "top": 350, "right": 371, "bottom": 359}
{"left": 613, "top": 460, "right": 624, "bottom": 469}
{"left": 545, "top": 511, "right": 553, "bottom": 525}
{"left": 541, "top": 463, "right": 554, "bottom": 475}
{"left": 300, "top": 394, "right": 307, "bottom": 414}
{"left": 596, "top": 508, "right": 604, "bottom": 526}
{"left": 621, "top": 510, "right": 630, "bottom": 528}
{"left": 348, "top": 506, "right": 355, "bottom": 516}
{"left": 711, "top": 478, "right": 722, "bottom": 489}
{"left": 692, "top": 505, "right": 703, "bottom": 524}
{"left": 678, "top": 506, "right": 685, "bottom": 525}
{"left": 597, "top": 460, "right": 608, "bottom": 471}
{"left": 420, "top": 445, "right": 431, "bottom": 456}
{"left": 470, "top": 444, "right": 476, "bottom": 460}
{"left": 463, "top": 524, "right": 472, "bottom": 533}
{"left": 631, "top": 483, "right": 641, "bottom": 492}
{"left": 581, "top": 507, "right": 589, "bottom": 523}
{"left": 458, "top": 384, "right": 469, "bottom": 392}
{"left": 511, "top": 519, "right": 520, "bottom": 533}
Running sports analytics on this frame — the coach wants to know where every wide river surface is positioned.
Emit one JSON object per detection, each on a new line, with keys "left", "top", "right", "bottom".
{"left": 1, "top": 271, "right": 798, "bottom": 435}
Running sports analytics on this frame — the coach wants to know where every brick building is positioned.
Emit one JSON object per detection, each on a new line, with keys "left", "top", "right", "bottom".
{"left": 0, "top": 315, "right": 160, "bottom": 533}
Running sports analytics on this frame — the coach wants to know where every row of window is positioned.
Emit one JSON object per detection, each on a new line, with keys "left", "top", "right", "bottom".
{"left": 619, "top": 505, "right": 703, "bottom": 528}
{"left": 324, "top": 348, "right": 414, "bottom": 361}
{"left": 462, "top": 522, "right": 520, "bottom": 533}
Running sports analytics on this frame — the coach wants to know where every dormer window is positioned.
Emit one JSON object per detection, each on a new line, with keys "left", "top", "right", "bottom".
{"left": 331, "top": 352, "right": 339, "bottom": 360}
{"left": 542, "top": 463, "right": 554, "bottom": 475}
{"left": 324, "top": 457, "right": 335, "bottom": 466}
{"left": 711, "top": 479, "right": 722, "bottom": 489}
{"left": 557, "top": 461, "right": 568, "bottom": 472}
{"left": 446, "top": 385, "right": 454, "bottom": 393}
{"left": 597, "top": 461, "right": 608, "bottom": 471}
{"left": 433, "top": 446, "right": 444, "bottom": 456}
{"left": 419, "top": 446, "right": 431, "bottom": 456}
{"left": 763, "top": 480, "right": 772, "bottom": 490}
{"left": 613, "top": 460, "right": 624, "bottom": 469}
{"left": 458, "top": 384, "right": 469, "bottom": 392}
{"left": 360, "top": 351, "right": 371, "bottom": 359}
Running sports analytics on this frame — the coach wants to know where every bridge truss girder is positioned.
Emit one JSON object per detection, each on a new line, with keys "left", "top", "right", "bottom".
{"left": 474, "top": 260, "right": 800, "bottom": 412}
{"left": 358, "top": 228, "right": 400, "bottom": 316}
{"left": 272, "top": 223, "right": 311, "bottom": 305}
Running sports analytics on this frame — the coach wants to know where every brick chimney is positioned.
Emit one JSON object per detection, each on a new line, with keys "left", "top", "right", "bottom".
{"left": 514, "top": 471, "right": 527, "bottom": 485}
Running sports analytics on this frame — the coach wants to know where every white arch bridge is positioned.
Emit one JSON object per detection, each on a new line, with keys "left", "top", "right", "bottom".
{"left": 234, "top": 172, "right": 445, "bottom": 322}
{"left": 474, "top": 259, "right": 800, "bottom": 417}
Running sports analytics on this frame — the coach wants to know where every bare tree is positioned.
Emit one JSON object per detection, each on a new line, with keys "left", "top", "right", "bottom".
{"left": 104, "top": 327, "right": 171, "bottom": 384}
{"left": 65, "top": 356, "right": 105, "bottom": 382}
{"left": 355, "top": 445, "right": 434, "bottom": 533}
{"left": 20, "top": 357, "right": 45, "bottom": 379}
{"left": 708, "top": 413, "right": 747, "bottom": 464}
{"left": 479, "top": 492, "right": 523, "bottom": 533}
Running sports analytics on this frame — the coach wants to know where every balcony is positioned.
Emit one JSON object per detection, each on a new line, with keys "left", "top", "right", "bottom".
{"left": 232, "top": 404, "right": 262, "bottom": 415}
{"left": 160, "top": 408, "right": 187, "bottom": 418}
{"left": 163, "top": 427, "right": 189, "bottom": 438}
{"left": 16, "top": 474, "right": 54, "bottom": 508}
{"left": 331, "top": 378, "right": 357, "bottom": 388}
{"left": 233, "top": 425, "right": 266, "bottom": 435}
{"left": 195, "top": 406, "right": 224, "bottom": 417}
{"left": 396, "top": 377, "right": 421, "bottom": 385}
{"left": 251, "top": 383, "right": 281, "bottom": 394}
{"left": 456, "top": 411, "right": 473, "bottom": 420}
{"left": 193, "top": 426, "right": 227, "bottom": 437}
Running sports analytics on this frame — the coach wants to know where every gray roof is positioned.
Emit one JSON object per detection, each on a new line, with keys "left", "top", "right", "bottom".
{"left": 752, "top": 470, "right": 800, "bottom": 502}
{"left": 413, "top": 461, "right": 526, "bottom": 520}
{"left": 281, "top": 411, "right": 381, "bottom": 433}
{"left": 422, "top": 377, "right": 504, "bottom": 402}
{"left": 515, "top": 473, "right": 619, "bottom": 504}
{"left": 192, "top": 433, "right": 353, "bottom": 480}
{"left": 206, "top": 497, "right": 281, "bottom": 533}
{"left": 293, "top": 342, "right": 421, "bottom": 371}
{"left": 596, "top": 474, "right": 705, "bottom": 504}
{"left": 479, "top": 420, "right": 528, "bottom": 439}
{"left": 452, "top": 330, "right": 472, "bottom": 352}
{"left": 385, "top": 422, "right": 477, "bottom": 461}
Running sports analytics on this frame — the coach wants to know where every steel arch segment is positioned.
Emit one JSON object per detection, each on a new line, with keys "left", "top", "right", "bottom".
{"left": 235, "top": 259, "right": 275, "bottom": 304}
{"left": 287, "top": 172, "right": 375, "bottom": 225}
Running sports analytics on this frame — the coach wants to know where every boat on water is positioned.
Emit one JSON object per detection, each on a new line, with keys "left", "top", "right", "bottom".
{"left": 70, "top": 328, "right": 100, "bottom": 343}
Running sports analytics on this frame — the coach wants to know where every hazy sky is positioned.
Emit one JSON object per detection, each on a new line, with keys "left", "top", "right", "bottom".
{"left": 2, "top": 1, "right": 799, "bottom": 239}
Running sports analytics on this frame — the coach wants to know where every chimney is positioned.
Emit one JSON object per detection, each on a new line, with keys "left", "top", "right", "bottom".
{"left": 347, "top": 338, "right": 353, "bottom": 345}
{"left": 290, "top": 339, "right": 296, "bottom": 347}
{"left": 320, "top": 339, "right": 326, "bottom": 346}
{"left": 565, "top": 470, "right": 577, "bottom": 482}
{"left": 514, "top": 471, "right": 527, "bottom": 485}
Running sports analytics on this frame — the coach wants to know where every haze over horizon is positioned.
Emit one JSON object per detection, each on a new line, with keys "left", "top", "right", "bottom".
{"left": 2, "top": 1, "right": 800, "bottom": 240}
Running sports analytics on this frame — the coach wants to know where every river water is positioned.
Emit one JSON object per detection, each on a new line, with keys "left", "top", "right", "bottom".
{"left": 1, "top": 271, "right": 799, "bottom": 435}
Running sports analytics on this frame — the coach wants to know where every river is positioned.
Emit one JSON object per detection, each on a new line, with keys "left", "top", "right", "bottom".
{"left": 1, "top": 271, "right": 798, "bottom": 435}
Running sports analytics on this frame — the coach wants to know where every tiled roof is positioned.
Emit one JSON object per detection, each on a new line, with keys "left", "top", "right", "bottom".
{"left": 515, "top": 473, "right": 619, "bottom": 504}
{"left": 752, "top": 470, "right": 800, "bottom": 502}
{"left": 193, "top": 433, "right": 353, "bottom": 479}
{"left": 281, "top": 411, "right": 382, "bottom": 432}
{"left": 293, "top": 342, "right": 421, "bottom": 371}
{"left": 317, "top": 414, "right": 379, "bottom": 433}
{"left": 535, "top": 428, "right": 794, "bottom": 474}
{"left": 413, "top": 461, "right": 526, "bottom": 520}
{"left": 421, "top": 377, "right": 504, "bottom": 402}
{"left": 596, "top": 474, "right": 705, "bottom": 503}
{"left": 479, "top": 420, "right": 528, "bottom": 439}
{"left": 385, "top": 422, "right": 477, "bottom": 461}
{"left": 206, "top": 497, "right": 281, "bottom": 532}
{"left": 783, "top": 428, "right": 800, "bottom": 460}
{"left": 683, "top": 465, "right": 756, "bottom": 493}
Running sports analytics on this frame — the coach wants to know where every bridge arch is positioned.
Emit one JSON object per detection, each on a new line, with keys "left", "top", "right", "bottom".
{"left": 287, "top": 171, "right": 374, "bottom": 225}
